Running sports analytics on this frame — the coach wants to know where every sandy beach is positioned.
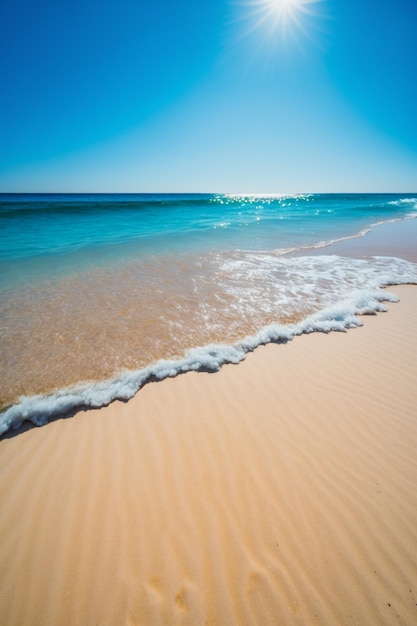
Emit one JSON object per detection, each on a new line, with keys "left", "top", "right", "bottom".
{"left": 2, "top": 0, "right": 417, "bottom": 616}
{"left": 1, "top": 275, "right": 417, "bottom": 624}
{"left": 2, "top": 0, "right": 416, "bottom": 618}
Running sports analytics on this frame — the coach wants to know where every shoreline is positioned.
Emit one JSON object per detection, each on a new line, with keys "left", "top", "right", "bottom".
{"left": 317, "top": 213, "right": 417, "bottom": 263}
{"left": 1, "top": 215, "right": 417, "bottom": 437}
{"left": 1, "top": 216, "right": 417, "bottom": 624}
{"left": 1, "top": 285, "right": 416, "bottom": 624}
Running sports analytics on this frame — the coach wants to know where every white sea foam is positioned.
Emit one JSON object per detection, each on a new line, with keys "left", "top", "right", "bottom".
{"left": 388, "top": 197, "right": 417, "bottom": 206}
{"left": 387, "top": 198, "right": 417, "bottom": 220}
{"left": 1, "top": 254, "right": 416, "bottom": 438}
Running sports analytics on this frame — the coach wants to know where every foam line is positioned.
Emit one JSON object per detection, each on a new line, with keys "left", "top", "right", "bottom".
{"left": 1, "top": 263, "right": 416, "bottom": 437}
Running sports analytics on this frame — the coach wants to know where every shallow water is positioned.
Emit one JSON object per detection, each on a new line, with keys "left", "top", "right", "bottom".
{"left": 1, "top": 193, "right": 417, "bottom": 434}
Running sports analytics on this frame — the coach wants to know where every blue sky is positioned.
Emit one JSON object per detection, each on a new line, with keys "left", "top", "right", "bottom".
{"left": 1, "top": 0, "right": 416, "bottom": 192}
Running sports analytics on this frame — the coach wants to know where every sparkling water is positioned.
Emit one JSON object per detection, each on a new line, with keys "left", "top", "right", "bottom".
{"left": 1, "top": 193, "right": 416, "bottom": 434}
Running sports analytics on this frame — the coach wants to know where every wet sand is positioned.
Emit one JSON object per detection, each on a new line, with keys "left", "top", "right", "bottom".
{"left": 2, "top": 216, "right": 416, "bottom": 411}
{"left": 321, "top": 215, "right": 417, "bottom": 263}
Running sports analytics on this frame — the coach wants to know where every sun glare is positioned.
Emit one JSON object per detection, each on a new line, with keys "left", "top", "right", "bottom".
{"left": 235, "top": 0, "right": 326, "bottom": 51}
{"left": 268, "top": 0, "right": 299, "bottom": 9}
{"left": 261, "top": 0, "right": 321, "bottom": 22}
{"left": 264, "top": 0, "right": 303, "bottom": 20}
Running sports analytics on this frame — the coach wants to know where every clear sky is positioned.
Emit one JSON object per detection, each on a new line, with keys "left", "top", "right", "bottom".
{"left": 1, "top": 0, "right": 416, "bottom": 192}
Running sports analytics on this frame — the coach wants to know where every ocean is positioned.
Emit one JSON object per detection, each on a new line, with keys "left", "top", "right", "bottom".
{"left": 1, "top": 193, "right": 416, "bottom": 435}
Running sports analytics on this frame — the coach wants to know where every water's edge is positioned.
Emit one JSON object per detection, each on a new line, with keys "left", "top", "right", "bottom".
{"left": 2, "top": 210, "right": 417, "bottom": 439}
{"left": 1, "top": 276, "right": 415, "bottom": 439}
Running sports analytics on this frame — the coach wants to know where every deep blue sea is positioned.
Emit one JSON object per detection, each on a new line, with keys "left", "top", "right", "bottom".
{"left": 1, "top": 193, "right": 417, "bottom": 435}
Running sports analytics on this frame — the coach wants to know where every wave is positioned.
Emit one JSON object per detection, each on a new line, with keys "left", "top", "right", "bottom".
{"left": 1, "top": 259, "right": 416, "bottom": 438}
{"left": 388, "top": 197, "right": 417, "bottom": 206}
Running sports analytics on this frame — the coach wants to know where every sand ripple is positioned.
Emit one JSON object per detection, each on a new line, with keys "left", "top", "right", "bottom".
{"left": 1, "top": 286, "right": 417, "bottom": 624}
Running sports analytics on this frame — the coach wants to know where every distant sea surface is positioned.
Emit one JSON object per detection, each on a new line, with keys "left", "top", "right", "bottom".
{"left": 1, "top": 193, "right": 417, "bottom": 434}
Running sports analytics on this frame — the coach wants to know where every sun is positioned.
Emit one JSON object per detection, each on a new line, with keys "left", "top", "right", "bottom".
{"left": 261, "top": 0, "right": 319, "bottom": 19}
{"left": 234, "top": 0, "right": 326, "bottom": 50}
{"left": 263, "top": 0, "right": 304, "bottom": 23}
{"left": 267, "top": 0, "right": 301, "bottom": 10}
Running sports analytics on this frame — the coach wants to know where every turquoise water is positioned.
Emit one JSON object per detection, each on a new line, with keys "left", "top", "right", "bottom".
{"left": 1, "top": 193, "right": 417, "bottom": 435}
{"left": 1, "top": 193, "right": 416, "bottom": 262}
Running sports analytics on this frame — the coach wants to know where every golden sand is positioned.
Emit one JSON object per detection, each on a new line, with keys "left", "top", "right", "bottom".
{"left": 1, "top": 285, "right": 417, "bottom": 625}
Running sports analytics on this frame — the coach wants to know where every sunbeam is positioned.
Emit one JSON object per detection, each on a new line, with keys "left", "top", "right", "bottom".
{"left": 235, "top": 0, "right": 327, "bottom": 50}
